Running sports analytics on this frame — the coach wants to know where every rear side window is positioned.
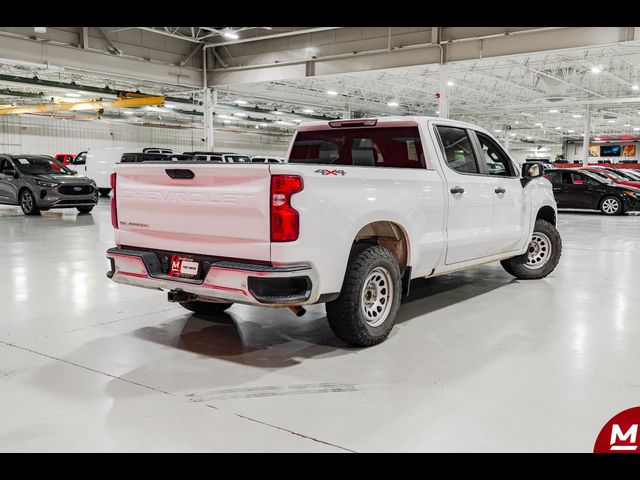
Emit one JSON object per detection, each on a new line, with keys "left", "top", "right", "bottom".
{"left": 288, "top": 126, "right": 425, "bottom": 169}
{"left": 435, "top": 126, "right": 479, "bottom": 174}
{"left": 121, "top": 154, "right": 137, "bottom": 163}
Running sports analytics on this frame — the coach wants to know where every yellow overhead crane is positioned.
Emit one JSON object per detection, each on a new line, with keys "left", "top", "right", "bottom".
{"left": 0, "top": 92, "right": 165, "bottom": 115}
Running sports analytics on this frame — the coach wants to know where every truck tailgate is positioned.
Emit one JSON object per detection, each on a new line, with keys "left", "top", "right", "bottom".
{"left": 114, "top": 163, "right": 272, "bottom": 261}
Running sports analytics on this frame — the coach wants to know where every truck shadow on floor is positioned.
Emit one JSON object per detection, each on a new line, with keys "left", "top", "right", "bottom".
{"left": 131, "top": 264, "right": 517, "bottom": 368}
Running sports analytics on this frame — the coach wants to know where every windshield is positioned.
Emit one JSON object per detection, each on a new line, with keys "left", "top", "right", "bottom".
{"left": 600, "top": 170, "right": 626, "bottom": 182}
{"left": 14, "top": 156, "right": 72, "bottom": 175}
{"left": 621, "top": 169, "right": 640, "bottom": 180}
{"left": 607, "top": 169, "right": 638, "bottom": 181}
{"left": 583, "top": 170, "right": 613, "bottom": 184}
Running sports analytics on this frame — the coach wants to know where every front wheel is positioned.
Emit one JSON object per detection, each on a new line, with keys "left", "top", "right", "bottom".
{"left": 98, "top": 188, "right": 111, "bottom": 197}
{"left": 599, "top": 196, "right": 623, "bottom": 215}
{"left": 20, "top": 189, "right": 40, "bottom": 215}
{"left": 501, "top": 219, "right": 562, "bottom": 280}
{"left": 326, "top": 245, "right": 402, "bottom": 347}
{"left": 77, "top": 206, "right": 94, "bottom": 214}
{"left": 179, "top": 301, "right": 233, "bottom": 315}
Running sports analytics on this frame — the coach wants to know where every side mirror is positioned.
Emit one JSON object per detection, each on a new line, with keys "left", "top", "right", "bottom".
{"left": 522, "top": 162, "right": 543, "bottom": 179}
{"left": 70, "top": 170, "right": 78, "bottom": 175}
{"left": 2, "top": 168, "right": 16, "bottom": 178}
{"left": 521, "top": 162, "right": 543, "bottom": 186}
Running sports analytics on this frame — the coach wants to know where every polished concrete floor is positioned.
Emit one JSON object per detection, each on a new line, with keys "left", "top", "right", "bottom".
{"left": 0, "top": 199, "right": 639, "bottom": 452}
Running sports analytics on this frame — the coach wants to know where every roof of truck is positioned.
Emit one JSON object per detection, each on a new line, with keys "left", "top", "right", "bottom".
{"left": 296, "top": 116, "right": 492, "bottom": 135}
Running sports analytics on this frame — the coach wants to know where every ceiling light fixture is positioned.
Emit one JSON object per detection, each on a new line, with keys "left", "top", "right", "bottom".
{"left": 387, "top": 101, "right": 399, "bottom": 107}
{"left": 591, "top": 66, "right": 602, "bottom": 74}
{"left": 494, "top": 129, "right": 502, "bottom": 133}
{"left": 526, "top": 136, "right": 533, "bottom": 140}
{"left": 164, "top": 104, "right": 176, "bottom": 109}
{"left": 572, "top": 114, "right": 582, "bottom": 118}
{"left": 34, "top": 27, "right": 46, "bottom": 34}
{"left": 549, "top": 109, "right": 559, "bottom": 113}
{"left": 302, "top": 108, "right": 314, "bottom": 114}
{"left": 234, "top": 100, "right": 248, "bottom": 105}
{"left": 65, "top": 93, "right": 81, "bottom": 98}
{"left": 633, "top": 85, "right": 639, "bottom": 91}
{"left": 567, "top": 130, "right": 575, "bottom": 133}
{"left": 326, "top": 90, "right": 338, "bottom": 96}
{"left": 447, "top": 80, "right": 454, "bottom": 87}
{"left": 234, "top": 112, "right": 247, "bottom": 117}
{"left": 223, "top": 30, "right": 239, "bottom": 40}
{"left": 608, "top": 120, "right": 615, "bottom": 123}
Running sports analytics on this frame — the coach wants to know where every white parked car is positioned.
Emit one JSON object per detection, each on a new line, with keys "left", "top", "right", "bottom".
{"left": 251, "top": 156, "right": 284, "bottom": 163}
{"left": 78, "top": 147, "right": 125, "bottom": 196}
{"left": 106, "top": 117, "right": 561, "bottom": 346}
{"left": 183, "top": 151, "right": 252, "bottom": 163}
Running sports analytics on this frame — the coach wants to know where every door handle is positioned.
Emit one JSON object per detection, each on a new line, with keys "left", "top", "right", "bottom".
{"left": 450, "top": 186, "right": 465, "bottom": 195}
{"left": 494, "top": 187, "right": 506, "bottom": 195}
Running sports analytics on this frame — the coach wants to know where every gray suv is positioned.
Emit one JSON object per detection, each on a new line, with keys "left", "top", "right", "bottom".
{"left": 0, "top": 155, "right": 98, "bottom": 215}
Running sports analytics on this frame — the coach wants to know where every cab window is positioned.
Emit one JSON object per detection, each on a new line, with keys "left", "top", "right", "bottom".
{"left": 475, "top": 132, "right": 516, "bottom": 176}
{"left": 435, "top": 126, "right": 479, "bottom": 174}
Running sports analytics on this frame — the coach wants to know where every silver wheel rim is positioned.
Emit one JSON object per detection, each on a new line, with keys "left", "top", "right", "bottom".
{"left": 360, "top": 267, "right": 393, "bottom": 327}
{"left": 21, "top": 192, "right": 33, "bottom": 212}
{"left": 525, "top": 232, "right": 552, "bottom": 270}
{"left": 602, "top": 198, "right": 619, "bottom": 214}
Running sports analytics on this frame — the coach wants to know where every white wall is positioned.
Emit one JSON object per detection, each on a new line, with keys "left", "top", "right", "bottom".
{"left": 509, "top": 146, "right": 563, "bottom": 165}
{"left": 0, "top": 115, "right": 291, "bottom": 157}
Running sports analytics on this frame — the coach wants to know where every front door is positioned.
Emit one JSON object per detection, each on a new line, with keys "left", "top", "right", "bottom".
{"left": 433, "top": 125, "right": 495, "bottom": 265}
{"left": 472, "top": 131, "right": 529, "bottom": 254}
{"left": 559, "top": 171, "right": 595, "bottom": 208}
{"left": 0, "top": 158, "right": 17, "bottom": 203}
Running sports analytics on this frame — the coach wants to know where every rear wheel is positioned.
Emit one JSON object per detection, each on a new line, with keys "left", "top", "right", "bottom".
{"left": 179, "top": 301, "right": 233, "bottom": 315}
{"left": 20, "top": 190, "right": 40, "bottom": 215}
{"left": 326, "top": 245, "right": 402, "bottom": 347}
{"left": 98, "top": 188, "right": 111, "bottom": 197}
{"left": 77, "top": 206, "right": 94, "bottom": 214}
{"left": 501, "top": 219, "right": 562, "bottom": 280}
{"left": 599, "top": 196, "right": 623, "bottom": 215}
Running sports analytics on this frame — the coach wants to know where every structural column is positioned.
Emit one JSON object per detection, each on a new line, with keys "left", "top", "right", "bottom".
{"left": 203, "top": 87, "right": 215, "bottom": 151}
{"left": 582, "top": 107, "right": 591, "bottom": 167}
{"left": 439, "top": 64, "right": 450, "bottom": 118}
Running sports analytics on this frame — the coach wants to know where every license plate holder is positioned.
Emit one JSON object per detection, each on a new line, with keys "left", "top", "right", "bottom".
{"left": 168, "top": 255, "right": 201, "bottom": 279}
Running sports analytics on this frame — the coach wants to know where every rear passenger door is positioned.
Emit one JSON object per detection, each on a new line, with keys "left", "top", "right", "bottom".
{"left": 472, "top": 131, "right": 529, "bottom": 254}
{"left": 433, "top": 125, "right": 496, "bottom": 264}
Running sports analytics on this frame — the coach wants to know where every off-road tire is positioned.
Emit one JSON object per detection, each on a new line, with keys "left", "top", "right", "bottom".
{"left": 98, "top": 188, "right": 111, "bottom": 197}
{"left": 326, "top": 245, "right": 402, "bottom": 347}
{"left": 501, "top": 219, "right": 562, "bottom": 280}
{"left": 77, "top": 206, "right": 94, "bottom": 214}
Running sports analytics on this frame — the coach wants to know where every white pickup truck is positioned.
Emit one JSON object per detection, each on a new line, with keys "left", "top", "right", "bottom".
{"left": 106, "top": 117, "right": 561, "bottom": 346}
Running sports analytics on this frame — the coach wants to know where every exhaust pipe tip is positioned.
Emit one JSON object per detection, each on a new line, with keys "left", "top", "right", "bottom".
{"left": 289, "top": 306, "right": 306, "bottom": 317}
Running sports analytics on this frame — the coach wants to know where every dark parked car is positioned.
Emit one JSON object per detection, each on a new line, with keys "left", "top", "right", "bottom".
{"left": 0, "top": 155, "right": 98, "bottom": 215}
{"left": 545, "top": 168, "right": 640, "bottom": 215}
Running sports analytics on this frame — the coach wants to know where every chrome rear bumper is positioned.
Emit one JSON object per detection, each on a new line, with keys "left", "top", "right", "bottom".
{"left": 106, "top": 247, "right": 319, "bottom": 306}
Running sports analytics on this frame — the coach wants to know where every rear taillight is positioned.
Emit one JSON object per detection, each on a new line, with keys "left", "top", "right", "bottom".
{"left": 110, "top": 172, "right": 118, "bottom": 229}
{"left": 270, "top": 175, "right": 303, "bottom": 242}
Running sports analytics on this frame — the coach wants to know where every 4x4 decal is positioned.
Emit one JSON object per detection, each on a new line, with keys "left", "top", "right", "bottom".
{"left": 314, "top": 169, "right": 346, "bottom": 176}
